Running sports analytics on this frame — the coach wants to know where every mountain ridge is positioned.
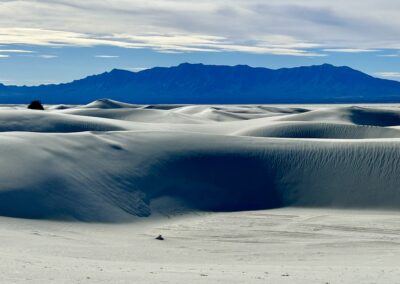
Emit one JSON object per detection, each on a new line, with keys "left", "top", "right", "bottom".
{"left": 1, "top": 63, "right": 400, "bottom": 104}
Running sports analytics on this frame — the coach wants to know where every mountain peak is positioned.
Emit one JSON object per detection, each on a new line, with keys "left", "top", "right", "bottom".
{"left": 177, "top": 62, "right": 204, "bottom": 68}
{"left": 109, "top": 68, "right": 133, "bottom": 74}
{"left": 320, "top": 63, "right": 335, "bottom": 68}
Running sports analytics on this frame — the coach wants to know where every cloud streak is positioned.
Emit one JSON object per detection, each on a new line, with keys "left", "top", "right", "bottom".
{"left": 0, "top": 49, "right": 34, "bottom": 53}
{"left": 0, "top": 28, "right": 324, "bottom": 56}
{"left": 378, "top": 54, "right": 400, "bottom": 57}
{"left": 323, "top": 49, "right": 380, "bottom": 53}
{"left": 95, "top": 55, "right": 120, "bottom": 58}
{"left": 375, "top": 72, "right": 400, "bottom": 80}
{"left": 38, "top": 55, "right": 57, "bottom": 59}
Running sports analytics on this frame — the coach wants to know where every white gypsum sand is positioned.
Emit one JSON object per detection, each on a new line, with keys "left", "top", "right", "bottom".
{"left": 2, "top": 209, "right": 400, "bottom": 283}
{"left": 1, "top": 100, "right": 400, "bottom": 283}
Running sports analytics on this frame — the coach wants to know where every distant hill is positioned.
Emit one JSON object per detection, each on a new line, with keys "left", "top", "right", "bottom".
{"left": 1, "top": 63, "right": 400, "bottom": 104}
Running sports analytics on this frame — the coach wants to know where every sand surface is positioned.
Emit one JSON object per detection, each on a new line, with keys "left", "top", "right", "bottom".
{"left": 1, "top": 208, "right": 400, "bottom": 283}
{"left": 1, "top": 100, "right": 400, "bottom": 282}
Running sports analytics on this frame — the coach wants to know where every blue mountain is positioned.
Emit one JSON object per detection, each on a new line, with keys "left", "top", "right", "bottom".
{"left": 1, "top": 63, "right": 400, "bottom": 104}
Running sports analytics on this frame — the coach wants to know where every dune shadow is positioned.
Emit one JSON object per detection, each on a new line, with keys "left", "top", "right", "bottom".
{"left": 144, "top": 154, "right": 283, "bottom": 212}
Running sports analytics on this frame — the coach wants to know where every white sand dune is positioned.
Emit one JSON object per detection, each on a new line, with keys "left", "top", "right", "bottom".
{"left": 0, "top": 100, "right": 400, "bottom": 221}
{"left": 2, "top": 100, "right": 400, "bottom": 283}
{"left": 277, "top": 106, "right": 400, "bottom": 126}
{"left": 235, "top": 121, "right": 400, "bottom": 138}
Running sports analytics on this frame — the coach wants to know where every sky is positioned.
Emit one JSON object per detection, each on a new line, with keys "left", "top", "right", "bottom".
{"left": 0, "top": 0, "right": 399, "bottom": 85}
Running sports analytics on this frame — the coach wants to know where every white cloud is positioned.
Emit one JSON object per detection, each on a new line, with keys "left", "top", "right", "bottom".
{"left": 38, "top": 55, "right": 58, "bottom": 59}
{"left": 0, "top": 27, "right": 325, "bottom": 56}
{"left": 375, "top": 72, "right": 400, "bottom": 79}
{"left": 0, "top": 49, "right": 34, "bottom": 53}
{"left": 0, "top": 28, "right": 136, "bottom": 48}
{"left": 95, "top": 55, "right": 120, "bottom": 58}
{"left": 378, "top": 54, "right": 399, "bottom": 57}
{"left": 323, "top": 49, "right": 380, "bottom": 53}
{"left": 0, "top": 1, "right": 398, "bottom": 54}
{"left": 127, "top": 67, "right": 149, "bottom": 72}
{"left": 0, "top": 78, "right": 14, "bottom": 84}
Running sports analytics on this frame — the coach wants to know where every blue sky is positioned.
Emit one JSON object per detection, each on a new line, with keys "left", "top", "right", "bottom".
{"left": 0, "top": 0, "right": 399, "bottom": 85}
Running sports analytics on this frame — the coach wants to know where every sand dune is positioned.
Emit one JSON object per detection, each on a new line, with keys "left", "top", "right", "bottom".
{"left": 235, "top": 121, "right": 400, "bottom": 138}
{"left": 0, "top": 100, "right": 400, "bottom": 221}
{"left": 3, "top": 100, "right": 400, "bottom": 283}
{"left": 277, "top": 106, "right": 400, "bottom": 126}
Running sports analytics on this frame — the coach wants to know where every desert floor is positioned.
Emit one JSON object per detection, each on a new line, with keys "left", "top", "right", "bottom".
{"left": 1, "top": 208, "right": 400, "bottom": 283}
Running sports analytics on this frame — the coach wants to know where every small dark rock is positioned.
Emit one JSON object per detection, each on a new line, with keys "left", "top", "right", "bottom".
{"left": 281, "top": 273, "right": 290, "bottom": 277}
{"left": 155, "top": 235, "right": 164, "bottom": 240}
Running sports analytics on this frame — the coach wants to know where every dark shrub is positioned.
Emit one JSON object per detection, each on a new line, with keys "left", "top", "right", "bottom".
{"left": 28, "top": 100, "right": 44, "bottom": 110}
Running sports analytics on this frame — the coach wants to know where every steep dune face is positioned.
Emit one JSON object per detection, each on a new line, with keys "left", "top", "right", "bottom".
{"left": 1, "top": 100, "right": 400, "bottom": 221}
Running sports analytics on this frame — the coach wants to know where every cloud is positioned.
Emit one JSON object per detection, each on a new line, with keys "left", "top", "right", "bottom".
{"left": 95, "top": 55, "right": 120, "bottom": 58}
{"left": 0, "top": 78, "right": 14, "bottom": 84}
{"left": 0, "top": 48, "right": 33, "bottom": 58}
{"left": 323, "top": 48, "right": 380, "bottom": 53}
{"left": 0, "top": 28, "right": 136, "bottom": 48}
{"left": 38, "top": 55, "right": 57, "bottom": 59}
{"left": 375, "top": 72, "right": 400, "bottom": 79}
{"left": 0, "top": 49, "right": 34, "bottom": 53}
{"left": 378, "top": 54, "right": 399, "bottom": 57}
{"left": 127, "top": 67, "right": 149, "bottom": 72}
{"left": 0, "top": 27, "right": 325, "bottom": 56}
{"left": 0, "top": 1, "right": 398, "bottom": 54}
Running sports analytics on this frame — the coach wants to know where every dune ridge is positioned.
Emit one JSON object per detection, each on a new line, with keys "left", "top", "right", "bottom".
{"left": 1, "top": 100, "right": 400, "bottom": 221}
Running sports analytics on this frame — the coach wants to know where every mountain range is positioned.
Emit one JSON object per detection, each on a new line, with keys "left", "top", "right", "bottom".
{"left": 1, "top": 63, "right": 400, "bottom": 104}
